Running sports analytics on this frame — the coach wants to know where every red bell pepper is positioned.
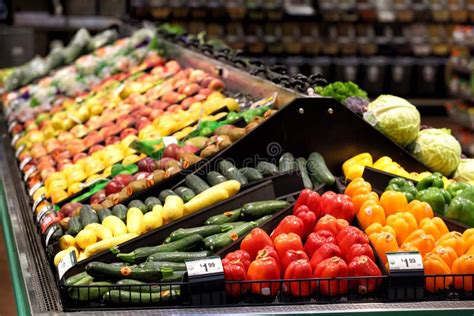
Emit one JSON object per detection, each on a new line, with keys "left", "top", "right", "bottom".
{"left": 314, "top": 256, "right": 349, "bottom": 296}
{"left": 310, "top": 243, "right": 342, "bottom": 271}
{"left": 304, "top": 230, "right": 336, "bottom": 259}
{"left": 294, "top": 189, "right": 312, "bottom": 210}
{"left": 240, "top": 228, "right": 274, "bottom": 260}
{"left": 294, "top": 205, "right": 317, "bottom": 240}
{"left": 274, "top": 233, "right": 304, "bottom": 260}
{"left": 314, "top": 215, "right": 349, "bottom": 237}
{"left": 222, "top": 258, "right": 248, "bottom": 297}
{"left": 224, "top": 250, "right": 251, "bottom": 270}
{"left": 283, "top": 259, "right": 314, "bottom": 297}
{"left": 294, "top": 189, "right": 320, "bottom": 212}
{"left": 319, "top": 191, "right": 356, "bottom": 222}
{"left": 345, "top": 243, "right": 375, "bottom": 263}
{"left": 247, "top": 256, "right": 281, "bottom": 296}
{"left": 281, "top": 249, "right": 309, "bottom": 276}
{"left": 348, "top": 255, "right": 382, "bottom": 294}
{"left": 257, "top": 246, "right": 281, "bottom": 267}
{"left": 270, "top": 215, "right": 305, "bottom": 240}
{"left": 336, "top": 226, "right": 369, "bottom": 254}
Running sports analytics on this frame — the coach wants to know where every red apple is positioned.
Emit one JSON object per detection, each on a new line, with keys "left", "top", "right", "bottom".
{"left": 114, "top": 174, "right": 134, "bottom": 186}
{"left": 167, "top": 104, "right": 180, "bottom": 112}
{"left": 150, "top": 109, "right": 163, "bottom": 120}
{"left": 138, "top": 157, "right": 155, "bottom": 173}
{"left": 208, "top": 79, "right": 224, "bottom": 90}
{"left": 90, "top": 189, "right": 107, "bottom": 204}
{"left": 60, "top": 202, "right": 83, "bottom": 218}
{"left": 199, "top": 88, "right": 213, "bottom": 97}
{"left": 73, "top": 152, "right": 88, "bottom": 163}
{"left": 181, "top": 144, "right": 200, "bottom": 155}
{"left": 180, "top": 83, "right": 201, "bottom": 96}
{"left": 104, "top": 180, "right": 124, "bottom": 196}
{"left": 194, "top": 94, "right": 207, "bottom": 102}
{"left": 161, "top": 91, "right": 185, "bottom": 104}
{"left": 189, "top": 69, "right": 206, "bottom": 82}
{"left": 137, "top": 120, "right": 151, "bottom": 131}
{"left": 173, "top": 78, "right": 189, "bottom": 90}
{"left": 163, "top": 144, "right": 182, "bottom": 160}
{"left": 105, "top": 136, "right": 120, "bottom": 146}
{"left": 200, "top": 77, "right": 213, "bottom": 88}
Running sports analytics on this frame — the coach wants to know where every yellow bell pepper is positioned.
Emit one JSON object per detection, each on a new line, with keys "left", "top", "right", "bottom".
{"left": 373, "top": 156, "right": 393, "bottom": 170}
{"left": 342, "top": 153, "right": 373, "bottom": 180}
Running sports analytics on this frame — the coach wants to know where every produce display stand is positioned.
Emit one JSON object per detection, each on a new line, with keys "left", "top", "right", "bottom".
{"left": 1, "top": 35, "right": 474, "bottom": 315}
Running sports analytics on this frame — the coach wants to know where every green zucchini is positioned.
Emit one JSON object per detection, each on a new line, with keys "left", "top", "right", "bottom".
{"left": 116, "top": 234, "right": 204, "bottom": 263}
{"left": 146, "top": 251, "right": 212, "bottom": 263}
{"left": 239, "top": 167, "right": 263, "bottom": 182}
{"left": 223, "top": 221, "right": 247, "bottom": 228}
{"left": 296, "top": 157, "right": 313, "bottom": 189}
{"left": 65, "top": 271, "right": 92, "bottom": 286}
{"left": 128, "top": 200, "right": 148, "bottom": 214}
{"left": 306, "top": 152, "right": 335, "bottom": 185}
{"left": 139, "top": 261, "right": 186, "bottom": 271}
{"left": 184, "top": 174, "right": 210, "bottom": 194}
{"left": 218, "top": 160, "right": 248, "bottom": 185}
{"left": 103, "top": 289, "right": 180, "bottom": 304}
{"left": 97, "top": 208, "right": 112, "bottom": 222}
{"left": 165, "top": 225, "right": 231, "bottom": 243}
{"left": 66, "top": 215, "right": 82, "bottom": 235}
{"left": 112, "top": 204, "right": 128, "bottom": 222}
{"left": 159, "top": 189, "right": 177, "bottom": 204}
{"left": 68, "top": 281, "right": 112, "bottom": 302}
{"left": 279, "top": 152, "right": 297, "bottom": 173}
{"left": 204, "top": 209, "right": 241, "bottom": 225}
{"left": 241, "top": 200, "right": 290, "bottom": 218}
{"left": 85, "top": 262, "right": 172, "bottom": 282}
{"left": 174, "top": 186, "right": 196, "bottom": 202}
{"left": 116, "top": 279, "right": 179, "bottom": 293}
{"left": 144, "top": 197, "right": 161, "bottom": 211}
{"left": 79, "top": 205, "right": 99, "bottom": 227}
{"left": 257, "top": 162, "right": 279, "bottom": 176}
{"left": 204, "top": 222, "right": 257, "bottom": 251}
{"left": 161, "top": 270, "right": 186, "bottom": 282}
{"left": 206, "top": 171, "right": 227, "bottom": 186}
{"left": 254, "top": 215, "right": 273, "bottom": 225}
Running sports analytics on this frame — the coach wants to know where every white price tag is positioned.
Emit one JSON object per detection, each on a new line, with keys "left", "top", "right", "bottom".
{"left": 32, "top": 194, "right": 46, "bottom": 212}
{"left": 11, "top": 133, "right": 21, "bottom": 146}
{"left": 58, "top": 250, "right": 77, "bottom": 280}
{"left": 45, "top": 225, "right": 58, "bottom": 246}
{"left": 24, "top": 166, "right": 37, "bottom": 181}
{"left": 29, "top": 182, "right": 43, "bottom": 197}
{"left": 19, "top": 156, "right": 32, "bottom": 170}
{"left": 8, "top": 121, "right": 18, "bottom": 133}
{"left": 185, "top": 257, "right": 224, "bottom": 277}
{"left": 36, "top": 205, "right": 52, "bottom": 223}
{"left": 163, "top": 136, "right": 178, "bottom": 147}
{"left": 387, "top": 252, "right": 424, "bottom": 272}
{"left": 15, "top": 144, "right": 26, "bottom": 158}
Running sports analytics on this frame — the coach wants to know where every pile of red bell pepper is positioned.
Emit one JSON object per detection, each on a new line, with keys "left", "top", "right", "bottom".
{"left": 221, "top": 189, "right": 382, "bottom": 298}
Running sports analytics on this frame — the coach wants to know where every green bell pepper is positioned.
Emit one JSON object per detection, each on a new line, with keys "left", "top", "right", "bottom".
{"left": 416, "top": 172, "right": 444, "bottom": 191}
{"left": 385, "top": 177, "right": 418, "bottom": 202}
{"left": 415, "top": 187, "right": 451, "bottom": 216}
{"left": 446, "top": 187, "right": 474, "bottom": 227}
{"left": 447, "top": 182, "right": 472, "bottom": 198}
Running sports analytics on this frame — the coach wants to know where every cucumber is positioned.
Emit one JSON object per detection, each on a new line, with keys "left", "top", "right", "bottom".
{"left": 159, "top": 189, "right": 177, "bottom": 204}
{"left": 146, "top": 251, "right": 212, "bottom": 263}
{"left": 204, "top": 222, "right": 257, "bottom": 251}
{"left": 254, "top": 215, "right": 273, "bottom": 226}
{"left": 65, "top": 271, "right": 91, "bottom": 286}
{"left": 279, "top": 152, "right": 297, "bottom": 173}
{"left": 241, "top": 200, "right": 290, "bottom": 218}
{"left": 174, "top": 186, "right": 196, "bottom": 203}
{"left": 68, "top": 281, "right": 112, "bottom": 302}
{"left": 116, "top": 279, "right": 179, "bottom": 293}
{"left": 206, "top": 171, "right": 227, "bottom": 186}
{"left": 239, "top": 167, "right": 263, "bottom": 182}
{"left": 79, "top": 205, "right": 99, "bottom": 227}
{"left": 218, "top": 160, "right": 248, "bottom": 185}
{"left": 116, "top": 234, "right": 204, "bottom": 263}
{"left": 139, "top": 261, "right": 186, "bottom": 271}
{"left": 161, "top": 270, "right": 186, "bottom": 282}
{"left": 307, "top": 152, "right": 335, "bottom": 185}
{"left": 97, "top": 208, "right": 112, "bottom": 222}
{"left": 165, "top": 225, "right": 229, "bottom": 243}
{"left": 112, "top": 204, "right": 128, "bottom": 222}
{"left": 103, "top": 289, "right": 179, "bottom": 304}
{"left": 85, "top": 262, "right": 171, "bottom": 282}
{"left": 66, "top": 215, "right": 82, "bottom": 235}
{"left": 256, "top": 162, "right": 279, "bottom": 176}
{"left": 128, "top": 200, "right": 148, "bottom": 214}
{"left": 224, "top": 221, "right": 247, "bottom": 228}
{"left": 296, "top": 157, "right": 313, "bottom": 189}
{"left": 184, "top": 174, "right": 210, "bottom": 194}
{"left": 144, "top": 197, "right": 161, "bottom": 211}
{"left": 204, "top": 209, "right": 241, "bottom": 225}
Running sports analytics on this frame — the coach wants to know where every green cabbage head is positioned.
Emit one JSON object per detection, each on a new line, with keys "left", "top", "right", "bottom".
{"left": 364, "top": 95, "right": 420, "bottom": 147}
{"left": 454, "top": 158, "right": 474, "bottom": 184}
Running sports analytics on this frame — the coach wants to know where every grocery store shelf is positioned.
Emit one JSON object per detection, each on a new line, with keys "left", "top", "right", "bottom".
{"left": 408, "top": 98, "right": 454, "bottom": 107}
{"left": 14, "top": 12, "right": 121, "bottom": 31}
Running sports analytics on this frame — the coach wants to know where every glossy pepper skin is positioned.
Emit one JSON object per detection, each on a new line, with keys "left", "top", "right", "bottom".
{"left": 247, "top": 256, "right": 281, "bottom": 296}
{"left": 435, "top": 232, "right": 466, "bottom": 257}
{"left": 402, "top": 229, "right": 436, "bottom": 257}
{"left": 225, "top": 250, "right": 251, "bottom": 270}
{"left": 385, "top": 212, "right": 418, "bottom": 245}
{"left": 416, "top": 187, "right": 451, "bottom": 216}
{"left": 416, "top": 173, "right": 444, "bottom": 191}
{"left": 463, "top": 228, "right": 474, "bottom": 251}
{"left": 314, "top": 256, "right": 349, "bottom": 296}
{"left": 310, "top": 243, "right": 342, "bottom": 271}
{"left": 342, "top": 153, "right": 373, "bottom": 180}
{"left": 294, "top": 189, "right": 321, "bottom": 217}
{"left": 451, "top": 255, "right": 474, "bottom": 291}
{"left": 379, "top": 191, "right": 408, "bottom": 217}
{"left": 240, "top": 228, "right": 274, "bottom": 260}
{"left": 446, "top": 187, "right": 474, "bottom": 227}
{"left": 346, "top": 243, "right": 375, "bottom": 263}
{"left": 430, "top": 245, "right": 458, "bottom": 268}
{"left": 257, "top": 246, "right": 280, "bottom": 266}
{"left": 419, "top": 217, "right": 449, "bottom": 241}
{"left": 447, "top": 182, "right": 472, "bottom": 198}
{"left": 304, "top": 230, "right": 335, "bottom": 259}
{"left": 294, "top": 205, "right": 317, "bottom": 240}
{"left": 315, "top": 214, "right": 349, "bottom": 237}
{"left": 283, "top": 259, "right": 314, "bottom": 297}
{"left": 345, "top": 178, "right": 372, "bottom": 198}
{"left": 336, "top": 226, "right": 369, "bottom": 254}
{"left": 406, "top": 200, "right": 434, "bottom": 225}
{"left": 423, "top": 253, "right": 452, "bottom": 293}
{"left": 357, "top": 201, "right": 386, "bottom": 230}
{"left": 319, "top": 192, "right": 356, "bottom": 222}
{"left": 348, "top": 255, "right": 382, "bottom": 294}
{"left": 270, "top": 215, "right": 305, "bottom": 241}
{"left": 352, "top": 192, "right": 379, "bottom": 213}
{"left": 281, "top": 250, "right": 309, "bottom": 276}
{"left": 385, "top": 178, "right": 418, "bottom": 202}
{"left": 273, "top": 233, "right": 304, "bottom": 260}
{"left": 369, "top": 232, "right": 398, "bottom": 265}
{"left": 222, "top": 259, "right": 248, "bottom": 297}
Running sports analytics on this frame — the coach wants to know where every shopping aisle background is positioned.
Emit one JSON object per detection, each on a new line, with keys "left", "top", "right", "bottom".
{"left": 0, "top": 226, "right": 18, "bottom": 315}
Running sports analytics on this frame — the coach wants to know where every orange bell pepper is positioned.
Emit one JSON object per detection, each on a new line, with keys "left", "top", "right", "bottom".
{"left": 379, "top": 191, "right": 408, "bottom": 216}
{"left": 352, "top": 192, "right": 379, "bottom": 212}
{"left": 452, "top": 255, "right": 474, "bottom": 291}
{"left": 399, "top": 243, "right": 420, "bottom": 252}
{"left": 369, "top": 232, "right": 398, "bottom": 265}
{"left": 385, "top": 212, "right": 418, "bottom": 245}
{"left": 357, "top": 202, "right": 385, "bottom": 230}
{"left": 462, "top": 228, "right": 474, "bottom": 250}
{"left": 365, "top": 223, "right": 396, "bottom": 237}
{"left": 435, "top": 232, "right": 466, "bottom": 257}
{"left": 345, "top": 178, "right": 372, "bottom": 198}
{"left": 430, "top": 245, "right": 458, "bottom": 268}
{"left": 467, "top": 246, "right": 474, "bottom": 256}
{"left": 406, "top": 200, "right": 434, "bottom": 224}
{"left": 423, "top": 253, "right": 452, "bottom": 293}
{"left": 419, "top": 217, "right": 449, "bottom": 241}
{"left": 402, "top": 229, "right": 436, "bottom": 257}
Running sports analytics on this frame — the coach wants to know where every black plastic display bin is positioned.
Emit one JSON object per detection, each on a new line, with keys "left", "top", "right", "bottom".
{"left": 361, "top": 57, "right": 387, "bottom": 96}
{"left": 389, "top": 57, "right": 414, "bottom": 97}
{"left": 415, "top": 58, "right": 446, "bottom": 97}
{"left": 334, "top": 57, "right": 360, "bottom": 83}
